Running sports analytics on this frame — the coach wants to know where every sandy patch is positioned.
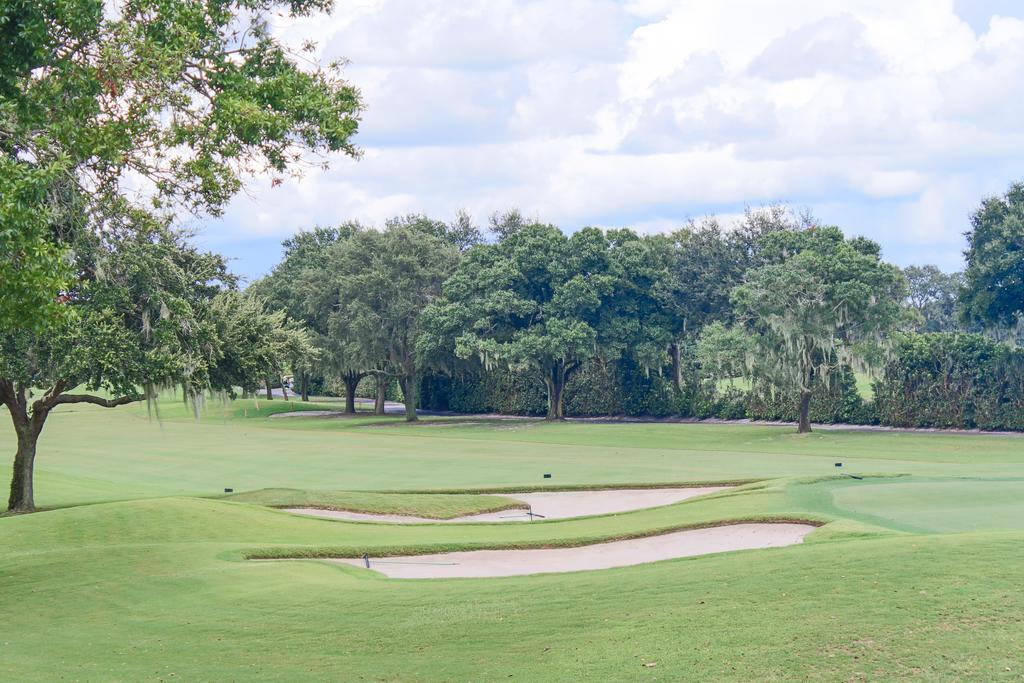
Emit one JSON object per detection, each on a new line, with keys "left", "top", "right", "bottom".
{"left": 330, "top": 523, "right": 816, "bottom": 578}
{"left": 284, "top": 487, "right": 731, "bottom": 524}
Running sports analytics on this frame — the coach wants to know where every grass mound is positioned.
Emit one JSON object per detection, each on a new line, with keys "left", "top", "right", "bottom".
{"left": 1, "top": 497, "right": 1022, "bottom": 680}
{"left": 221, "top": 487, "right": 526, "bottom": 519}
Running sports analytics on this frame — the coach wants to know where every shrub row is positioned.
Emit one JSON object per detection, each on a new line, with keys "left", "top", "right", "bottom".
{"left": 874, "top": 333, "right": 1024, "bottom": 430}
{"left": 419, "top": 332, "right": 1024, "bottom": 431}
{"left": 420, "top": 359, "right": 871, "bottom": 424}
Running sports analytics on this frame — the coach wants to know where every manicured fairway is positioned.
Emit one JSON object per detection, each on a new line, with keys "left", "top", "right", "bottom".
{"left": 16, "top": 399, "right": 1024, "bottom": 509}
{"left": 2, "top": 399, "right": 1024, "bottom": 680}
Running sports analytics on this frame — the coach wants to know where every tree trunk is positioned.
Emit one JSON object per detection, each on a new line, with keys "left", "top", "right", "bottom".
{"left": 343, "top": 375, "right": 358, "bottom": 414}
{"left": 669, "top": 341, "right": 682, "bottom": 393}
{"left": 3, "top": 382, "right": 137, "bottom": 513}
{"left": 545, "top": 368, "right": 566, "bottom": 420}
{"left": 375, "top": 378, "right": 387, "bottom": 415}
{"left": 399, "top": 372, "right": 418, "bottom": 422}
{"left": 8, "top": 429, "right": 38, "bottom": 512}
{"left": 265, "top": 379, "right": 273, "bottom": 401}
{"left": 300, "top": 372, "right": 309, "bottom": 402}
{"left": 280, "top": 378, "right": 289, "bottom": 401}
{"left": 7, "top": 405, "right": 47, "bottom": 513}
{"left": 797, "top": 390, "right": 812, "bottom": 434}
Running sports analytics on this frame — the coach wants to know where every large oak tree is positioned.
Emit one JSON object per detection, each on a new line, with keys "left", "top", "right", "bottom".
{"left": 731, "top": 227, "right": 906, "bottom": 433}
{"left": 2, "top": 222, "right": 225, "bottom": 511}
{"left": 422, "top": 223, "right": 624, "bottom": 420}
{"left": 318, "top": 219, "right": 459, "bottom": 421}
{"left": 1, "top": 0, "right": 362, "bottom": 511}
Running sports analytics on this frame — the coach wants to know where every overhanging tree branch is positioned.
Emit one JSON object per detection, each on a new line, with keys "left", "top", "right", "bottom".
{"left": 52, "top": 393, "right": 143, "bottom": 408}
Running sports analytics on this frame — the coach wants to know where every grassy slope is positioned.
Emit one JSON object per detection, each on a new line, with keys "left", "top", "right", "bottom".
{"left": 222, "top": 488, "right": 527, "bottom": 518}
{"left": 1, "top": 496, "right": 1022, "bottom": 680}
{"left": 2, "top": 400, "right": 1024, "bottom": 679}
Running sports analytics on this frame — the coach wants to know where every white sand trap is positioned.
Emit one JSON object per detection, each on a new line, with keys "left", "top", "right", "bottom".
{"left": 331, "top": 523, "right": 816, "bottom": 578}
{"left": 284, "top": 487, "right": 731, "bottom": 524}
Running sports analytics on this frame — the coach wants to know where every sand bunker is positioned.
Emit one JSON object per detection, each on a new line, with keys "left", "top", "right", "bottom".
{"left": 331, "top": 523, "right": 816, "bottom": 578}
{"left": 269, "top": 410, "right": 342, "bottom": 418}
{"left": 285, "top": 487, "right": 731, "bottom": 524}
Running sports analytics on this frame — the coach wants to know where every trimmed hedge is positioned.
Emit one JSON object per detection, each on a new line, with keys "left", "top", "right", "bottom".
{"left": 420, "top": 360, "right": 868, "bottom": 424}
{"left": 420, "top": 332, "right": 1024, "bottom": 431}
{"left": 874, "top": 333, "right": 1024, "bottom": 430}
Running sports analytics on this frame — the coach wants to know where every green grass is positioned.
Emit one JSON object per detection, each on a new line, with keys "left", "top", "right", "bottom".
{"left": 828, "top": 478, "right": 1024, "bottom": 533}
{"left": 2, "top": 398, "right": 1024, "bottom": 679}
{"left": 12, "top": 398, "right": 1024, "bottom": 509}
{"left": 222, "top": 487, "right": 526, "bottom": 518}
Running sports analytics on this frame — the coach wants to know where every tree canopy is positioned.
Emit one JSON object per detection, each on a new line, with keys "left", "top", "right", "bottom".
{"left": 903, "top": 265, "right": 964, "bottom": 334}
{"left": 315, "top": 219, "right": 460, "bottom": 421}
{"left": 422, "top": 223, "right": 651, "bottom": 419}
{"left": 729, "top": 227, "right": 907, "bottom": 432}
{"left": 1, "top": 0, "right": 362, "bottom": 330}
{"left": 961, "top": 181, "right": 1024, "bottom": 328}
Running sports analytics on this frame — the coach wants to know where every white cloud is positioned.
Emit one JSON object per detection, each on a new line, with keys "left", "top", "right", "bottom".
{"left": 203, "top": 0, "right": 1024, "bottom": 278}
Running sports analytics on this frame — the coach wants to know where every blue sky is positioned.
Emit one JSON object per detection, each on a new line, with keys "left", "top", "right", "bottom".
{"left": 189, "top": 0, "right": 1024, "bottom": 283}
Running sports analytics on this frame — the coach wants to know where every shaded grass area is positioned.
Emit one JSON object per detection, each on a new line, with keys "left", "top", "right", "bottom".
{"left": 222, "top": 487, "right": 526, "bottom": 519}
{"left": 1, "top": 495, "right": 1022, "bottom": 680}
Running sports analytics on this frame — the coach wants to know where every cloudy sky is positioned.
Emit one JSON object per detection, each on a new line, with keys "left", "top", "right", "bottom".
{"left": 192, "top": 0, "right": 1024, "bottom": 282}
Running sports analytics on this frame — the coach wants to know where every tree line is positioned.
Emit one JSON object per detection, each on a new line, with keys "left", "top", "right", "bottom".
{"left": 249, "top": 183, "right": 1024, "bottom": 435}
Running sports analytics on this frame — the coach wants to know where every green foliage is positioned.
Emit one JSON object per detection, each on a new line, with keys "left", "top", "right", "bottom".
{"left": 961, "top": 181, "right": 1024, "bottom": 327}
{"left": 731, "top": 227, "right": 907, "bottom": 430}
{"left": 422, "top": 223, "right": 669, "bottom": 418}
{"left": 744, "top": 368, "right": 875, "bottom": 424}
{"left": 1, "top": 222, "right": 229, "bottom": 399}
{"left": 656, "top": 217, "right": 750, "bottom": 339}
{"left": 248, "top": 225, "right": 351, "bottom": 325}
{"left": 386, "top": 212, "right": 483, "bottom": 252}
{"left": 208, "top": 291, "right": 313, "bottom": 397}
{"left": 902, "top": 265, "right": 964, "bottom": 333}
{"left": 0, "top": 158, "right": 73, "bottom": 331}
{"left": 421, "top": 357, "right": 869, "bottom": 425}
{"left": 421, "top": 368, "right": 547, "bottom": 416}
{"left": 874, "top": 333, "right": 1024, "bottom": 430}
{"left": 251, "top": 223, "right": 362, "bottom": 400}
{"left": 696, "top": 321, "right": 753, "bottom": 382}
{"left": 1, "top": 0, "right": 361, "bottom": 331}
{"left": 319, "top": 219, "right": 459, "bottom": 419}
{"left": 0, "top": 216, "right": 321, "bottom": 509}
